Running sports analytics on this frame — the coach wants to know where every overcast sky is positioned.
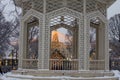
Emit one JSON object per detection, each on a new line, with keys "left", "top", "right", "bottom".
{"left": 1, "top": 0, "right": 120, "bottom": 20}
{"left": 107, "top": 0, "right": 120, "bottom": 19}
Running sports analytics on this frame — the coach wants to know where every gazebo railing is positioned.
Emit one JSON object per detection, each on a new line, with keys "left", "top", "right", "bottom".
{"left": 49, "top": 59, "right": 78, "bottom": 70}
{"left": 90, "top": 60, "right": 105, "bottom": 70}
{"left": 21, "top": 59, "right": 105, "bottom": 70}
{"left": 22, "top": 59, "right": 38, "bottom": 69}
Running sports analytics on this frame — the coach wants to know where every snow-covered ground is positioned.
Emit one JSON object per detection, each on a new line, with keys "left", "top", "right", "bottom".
{"left": 0, "top": 73, "right": 32, "bottom": 80}
{"left": 113, "top": 70, "right": 120, "bottom": 80}
{"left": 0, "top": 70, "right": 120, "bottom": 80}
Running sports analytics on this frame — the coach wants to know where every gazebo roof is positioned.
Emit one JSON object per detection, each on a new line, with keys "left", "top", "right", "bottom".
{"left": 14, "top": 0, "right": 116, "bottom": 8}
{"left": 13, "top": 0, "right": 116, "bottom": 16}
{"left": 97, "top": 0, "right": 116, "bottom": 7}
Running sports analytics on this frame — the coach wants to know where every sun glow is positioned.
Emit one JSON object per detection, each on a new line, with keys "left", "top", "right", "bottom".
{"left": 51, "top": 30, "right": 65, "bottom": 42}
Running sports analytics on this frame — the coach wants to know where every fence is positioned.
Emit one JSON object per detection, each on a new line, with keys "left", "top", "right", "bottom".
{"left": 0, "top": 59, "right": 18, "bottom": 73}
{"left": 89, "top": 60, "right": 105, "bottom": 70}
{"left": 22, "top": 59, "right": 38, "bottom": 69}
{"left": 49, "top": 59, "right": 78, "bottom": 70}
{"left": 110, "top": 58, "right": 120, "bottom": 70}
{"left": 0, "top": 59, "right": 111, "bottom": 71}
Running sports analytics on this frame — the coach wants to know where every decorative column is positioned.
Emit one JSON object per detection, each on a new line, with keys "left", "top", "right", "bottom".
{"left": 43, "top": 16, "right": 50, "bottom": 70}
{"left": 98, "top": 22, "right": 105, "bottom": 60}
{"left": 105, "top": 22, "right": 109, "bottom": 71}
{"left": 18, "top": 19, "right": 23, "bottom": 69}
{"left": 43, "top": 0, "right": 49, "bottom": 70}
{"left": 38, "top": 19, "right": 43, "bottom": 69}
{"left": 78, "top": 18, "right": 84, "bottom": 70}
{"left": 18, "top": 18, "right": 28, "bottom": 69}
{"left": 83, "top": 0, "right": 89, "bottom": 70}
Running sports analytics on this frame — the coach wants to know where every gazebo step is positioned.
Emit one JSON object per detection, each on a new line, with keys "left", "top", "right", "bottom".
{"left": 6, "top": 75, "right": 119, "bottom": 80}
{"left": 5, "top": 70, "right": 118, "bottom": 80}
{"left": 11, "top": 70, "right": 114, "bottom": 77}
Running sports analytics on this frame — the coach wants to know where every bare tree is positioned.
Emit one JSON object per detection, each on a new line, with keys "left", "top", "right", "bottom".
{"left": 27, "top": 26, "right": 39, "bottom": 59}
{"left": 109, "top": 14, "right": 120, "bottom": 42}
{"left": 0, "top": 0, "right": 20, "bottom": 57}
{"left": 109, "top": 14, "right": 120, "bottom": 56}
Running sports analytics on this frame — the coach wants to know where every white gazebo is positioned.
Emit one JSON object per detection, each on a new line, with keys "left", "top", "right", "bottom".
{"left": 9, "top": 0, "right": 118, "bottom": 80}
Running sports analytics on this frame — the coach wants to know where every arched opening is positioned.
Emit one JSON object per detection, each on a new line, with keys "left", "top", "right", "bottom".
{"left": 89, "top": 17, "right": 105, "bottom": 70}
{"left": 89, "top": 19, "right": 98, "bottom": 60}
{"left": 49, "top": 16, "right": 78, "bottom": 70}
{"left": 23, "top": 16, "right": 39, "bottom": 69}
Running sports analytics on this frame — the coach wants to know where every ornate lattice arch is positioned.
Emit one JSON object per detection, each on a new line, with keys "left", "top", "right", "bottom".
{"left": 19, "top": 9, "right": 44, "bottom": 69}
{"left": 43, "top": 7, "right": 84, "bottom": 69}
{"left": 86, "top": 11, "right": 109, "bottom": 70}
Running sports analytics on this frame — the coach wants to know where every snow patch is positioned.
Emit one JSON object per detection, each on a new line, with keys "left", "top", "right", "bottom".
{"left": 112, "top": 70, "right": 120, "bottom": 80}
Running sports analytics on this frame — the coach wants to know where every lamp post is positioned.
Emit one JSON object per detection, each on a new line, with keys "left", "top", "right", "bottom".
{"left": 15, "top": 49, "right": 18, "bottom": 70}
{"left": 16, "top": 50, "right": 17, "bottom": 60}
{"left": 11, "top": 50, "right": 14, "bottom": 69}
